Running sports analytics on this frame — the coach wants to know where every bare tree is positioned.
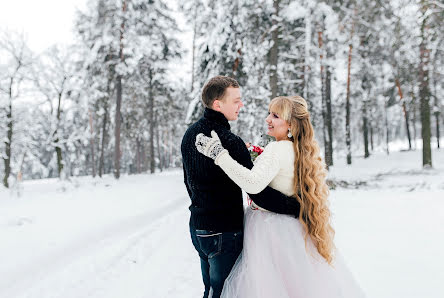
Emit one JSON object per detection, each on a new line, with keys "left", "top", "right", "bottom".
{"left": 148, "top": 68, "right": 155, "bottom": 174}
{"left": 0, "top": 32, "right": 32, "bottom": 188}
{"left": 114, "top": 0, "right": 127, "bottom": 179}
{"left": 345, "top": 9, "right": 356, "bottom": 165}
{"left": 419, "top": 0, "right": 432, "bottom": 167}
{"left": 395, "top": 78, "right": 412, "bottom": 150}
{"left": 32, "top": 46, "right": 75, "bottom": 178}
{"left": 317, "top": 22, "right": 333, "bottom": 167}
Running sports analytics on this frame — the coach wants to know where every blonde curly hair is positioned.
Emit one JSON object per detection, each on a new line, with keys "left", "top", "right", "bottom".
{"left": 269, "top": 95, "right": 335, "bottom": 265}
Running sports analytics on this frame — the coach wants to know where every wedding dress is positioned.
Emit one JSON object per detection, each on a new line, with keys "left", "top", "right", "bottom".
{"left": 216, "top": 140, "right": 366, "bottom": 298}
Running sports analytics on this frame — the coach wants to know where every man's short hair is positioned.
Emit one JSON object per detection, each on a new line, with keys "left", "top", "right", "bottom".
{"left": 201, "top": 76, "right": 239, "bottom": 108}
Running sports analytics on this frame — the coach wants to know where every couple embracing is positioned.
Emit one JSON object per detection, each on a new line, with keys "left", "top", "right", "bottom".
{"left": 181, "top": 76, "right": 365, "bottom": 298}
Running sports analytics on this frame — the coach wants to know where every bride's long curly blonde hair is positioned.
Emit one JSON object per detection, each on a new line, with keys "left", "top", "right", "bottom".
{"left": 269, "top": 95, "right": 335, "bottom": 265}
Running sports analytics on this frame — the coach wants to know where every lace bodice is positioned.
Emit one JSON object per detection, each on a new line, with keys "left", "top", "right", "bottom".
{"left": 215, "top": 140, "right": 295, "bottom": 197}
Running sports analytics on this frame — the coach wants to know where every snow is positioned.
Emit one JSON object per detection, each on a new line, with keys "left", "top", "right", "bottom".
{"left": 1, "top": 148, "right": 444, "bottom": 298}
{"left": 283, "top": 2, "right": 307, "bottom": 21}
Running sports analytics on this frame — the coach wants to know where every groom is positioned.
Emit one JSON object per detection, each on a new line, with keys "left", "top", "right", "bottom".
{"left": 181, "top": 76, "right": 300, "bottom": 298}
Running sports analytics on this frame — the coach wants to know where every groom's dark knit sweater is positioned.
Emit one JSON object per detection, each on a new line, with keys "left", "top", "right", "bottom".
{"left": 181, "top": 108, "right": 300, "bottom": 232}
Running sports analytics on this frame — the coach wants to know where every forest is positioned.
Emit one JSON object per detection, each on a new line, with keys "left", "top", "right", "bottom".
{"left": 0, "top": 0, "right": 443, "bottom": 188}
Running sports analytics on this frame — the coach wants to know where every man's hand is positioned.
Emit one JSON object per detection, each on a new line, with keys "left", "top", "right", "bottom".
{"left": 195, "top": 130, "right": 228, "bottom": 162}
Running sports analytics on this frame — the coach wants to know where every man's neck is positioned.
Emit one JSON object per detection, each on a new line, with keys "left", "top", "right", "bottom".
{"left": 204, "top": 108, "right": 230, "bottom": 129}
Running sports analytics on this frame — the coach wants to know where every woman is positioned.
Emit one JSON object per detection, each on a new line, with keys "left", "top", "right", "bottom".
{"left": 195, "top": 96, "right": 366, "bottom": 298}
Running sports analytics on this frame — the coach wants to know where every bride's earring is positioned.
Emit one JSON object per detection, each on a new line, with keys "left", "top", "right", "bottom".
{"left": 287, "top": 128, "right": 293, "bottom": 139}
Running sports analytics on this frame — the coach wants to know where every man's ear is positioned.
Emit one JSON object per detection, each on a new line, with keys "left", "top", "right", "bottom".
{"left": 212, "top": 99, "right": 221, "bottom": 111}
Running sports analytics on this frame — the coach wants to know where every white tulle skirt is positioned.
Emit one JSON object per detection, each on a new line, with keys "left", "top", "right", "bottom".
{"left": 221, "top": 207, "right": 366, "bottom": 298}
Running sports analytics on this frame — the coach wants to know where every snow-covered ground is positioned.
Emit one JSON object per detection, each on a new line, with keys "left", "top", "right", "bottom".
{"left": 1, "top": 148, "right": 443, "bottom": 298}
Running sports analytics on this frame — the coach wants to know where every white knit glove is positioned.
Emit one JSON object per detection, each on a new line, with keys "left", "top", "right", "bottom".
{"left": 195, "top": 130, "right": 228, "bottom": 162}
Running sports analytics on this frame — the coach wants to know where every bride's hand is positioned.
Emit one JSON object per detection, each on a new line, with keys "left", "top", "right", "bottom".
{"left": 195, "top": 130, "right": 228, "bottom": 162}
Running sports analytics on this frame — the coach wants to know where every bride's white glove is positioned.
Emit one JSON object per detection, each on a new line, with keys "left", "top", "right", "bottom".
{"left": 195, "top": 130, "right": 228, "bottom": 163}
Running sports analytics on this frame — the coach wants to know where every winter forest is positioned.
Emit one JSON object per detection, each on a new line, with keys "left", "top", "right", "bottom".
{"left": 1, "top": 0, "right": 443, "bottom": 188}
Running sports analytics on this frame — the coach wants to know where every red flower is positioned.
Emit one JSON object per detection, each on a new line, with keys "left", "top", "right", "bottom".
{"left": 252, "top": 145, "right": 264, "bottom": 155}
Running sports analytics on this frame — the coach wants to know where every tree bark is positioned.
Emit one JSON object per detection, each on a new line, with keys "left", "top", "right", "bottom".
{"left": 114, "top": 0, "right": 127, "bottom": 179}
{"left": 303, "top": 13, "right": 311, "bottom": 102}
{"left": 114, "top": 75, "right": 122, "bottom": 179}
{"left": 363, "top": 99, "right": 370, "bottom": 158}
{"left": 89, "top": 109, "right": 96, "bottom": 177}
{"left": 317, "top": 28, "right": 332, "bottom": 167}
{"left": 190, "top": 5, "right": 197, "bottom": 93}
{"left": 433, "top": 59, "right": 440, "bottom": 149}
{"left": 325, "top": 65, "right": 333, "bottom": 166}
{"left": 345, "top": 42, "right": 353, "bottom": 164}
{"left": 54, "top": 89, "right": 64, "bottom": 177}
{"left": 148, "top": 68, "right": 155, "bottom": 174}
{"left": 136, "top": 137, "right": 141, "bottom": 173}
{"left": 345, "top": 11, "right": 355, "bottom": 165}
{"left": 385, "top": 101, "right": 390, "bottom": 155}
{"left": 156, "top": 118, "right": 163, "bottom": 172}
{"left": 269, "top": 0, "right": 280, "bottom": 99}
{"left": 395, "top": 79, "right": 412, "bottom": 150}
{"left": 411, "top": 86, "right": 418, "bottom": 149}
{"left": 3, "top": 83, "right": 13, "bottom": 188}
{"left": 142, "top": 142, "right": 147, "bottom": 172}
{"left": 419, "top": 0, "right": 432, "bottom": 167}
{"left": 435, "top": 107, "right": 440, "bottom": 149}
{"left": 99, "top": 102, "right": 108, "bottom": 177}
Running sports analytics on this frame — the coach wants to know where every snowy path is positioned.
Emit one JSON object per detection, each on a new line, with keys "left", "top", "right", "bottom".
{"left": 1, "top": 172, "right": 202, "bottom": 298}
{"left": 1, "top": 149, "right": 444, "bottom": 298}
{"left": 2, "top": 197, "right": 192, "bottom": 298}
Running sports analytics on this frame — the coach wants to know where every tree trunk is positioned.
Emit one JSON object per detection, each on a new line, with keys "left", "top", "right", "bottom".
{"left": 370, "top": 124, "right": 374, "bottom": 151}
{"left": 99, "top": 102, "right": 108, "bottom": 177}
{"left": 419, "top": 1, "right": 432, "bottom": 167}
{"left": 114, "top": 0, "right": 127, "bottom": 179}
{"left": 385, "top": 101, "right": 390, "bottom": 155}
{"left": 149, "top": 68, "right": 155, "bottom": 174}
{"left": 54, "top": 89, "right": 64, "bottom": 177}
{"left": 136, "top": 137, "right": 141, "bottom": 173}
{"left": 3, "top": 88, "right": 12, "bottom": 188}
{"left": 142, "top": 142, "right": 147, "bottom": 172}
{"left": 114, "top": 75, "right": 122, "bottom": 179}
{"left": 190, "top": 5, "right": 197, "bottom": 93}
{"left": 303, "top": 13, "right": 311, "bottom": 102}
{"left": 411, "top": 86, "right": 418, "bottom": 149}
{"left": 363, "top": 100, "right": 370, "bottom": 158}
{"left": 269, "top": 0, "right": 280, "bottom": 99}
{"left": 345, "top": 9, "right": 356, "bottom": 165}
{"left": 89, "top": 109, "right": 96, "bottom": 177}
{"left": 325, "top": 65, "right": 333, "bottom": 166}
{"left": 317, "top": 28, "right": 332, "bottom": 168}
{"left": 433, "top": 64, "right": 440, "bottom": 149}
{"left": 435, "top": 109, "right": 441, "bottom": 149}
{"left": 395, "top": 79, "right": 412, "bottom": 150}
{"left": 169, "top": 128, "right": 173, "bottom": 168}
{"left": 345, "top": 42, "right": 353, "bottom": 164}
{"left": 156, "top": 118, "right": 163, "bottom": 172}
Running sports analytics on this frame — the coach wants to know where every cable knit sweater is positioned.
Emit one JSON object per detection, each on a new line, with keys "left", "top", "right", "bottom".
{"left": 181, "top": 108, "right": 300, "bottom": 232}
{"left": 215, "top": 140, "right": 295, "bottom": 197}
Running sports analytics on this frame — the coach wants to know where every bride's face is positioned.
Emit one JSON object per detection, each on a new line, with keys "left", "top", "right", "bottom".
{"left": 265, "top": 111, "right": 290, "bottom": 141}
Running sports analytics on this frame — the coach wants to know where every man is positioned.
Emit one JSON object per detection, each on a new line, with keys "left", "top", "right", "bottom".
{"left": 181, "top": 76, "right": 300, "bottom": 298}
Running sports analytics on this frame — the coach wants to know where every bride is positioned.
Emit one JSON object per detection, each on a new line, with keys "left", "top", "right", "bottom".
{"left": 195, "top": 95, "right": 366, "bottom": 298}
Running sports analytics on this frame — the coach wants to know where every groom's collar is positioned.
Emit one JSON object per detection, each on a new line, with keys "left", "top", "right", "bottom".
{"left": 203, "top": 108, "right": 230, "bottom": 130}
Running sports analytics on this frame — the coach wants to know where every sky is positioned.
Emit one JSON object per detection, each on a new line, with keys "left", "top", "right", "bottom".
{"left": 0, "top": 0, "right": 87, "bottom": 53}
{"left": 0, "top": 0, "right": 192, "bottom": 86}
